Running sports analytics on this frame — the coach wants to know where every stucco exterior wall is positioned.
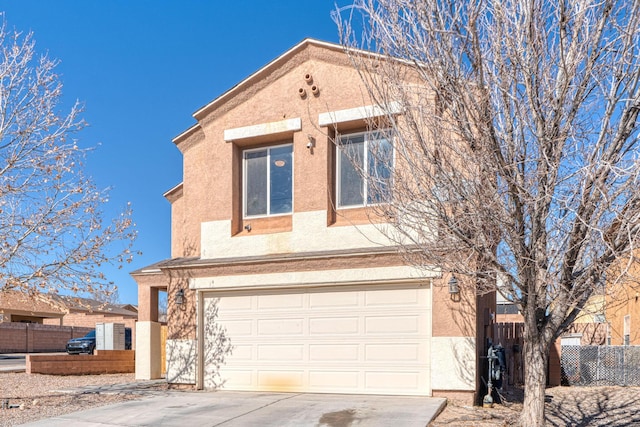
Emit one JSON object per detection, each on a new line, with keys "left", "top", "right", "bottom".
{"left": 166, "top": 338, "right": 197, "bottom": 384}
{"left": 134, "top": 40, "right": 487, "bottom": 400}
{"left": 172, "top": 46, "right": 383, "bottom": 259}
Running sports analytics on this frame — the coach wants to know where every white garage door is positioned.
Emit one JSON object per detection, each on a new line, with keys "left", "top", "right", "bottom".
{"left": 203, "top": 284, "right": 431, "bottom": 395}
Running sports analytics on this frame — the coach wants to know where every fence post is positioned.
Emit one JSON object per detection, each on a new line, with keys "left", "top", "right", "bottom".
{"left": 623, "top": 346, "right": 627, "bottom": 386}
{"left": 26, "top": 323, "right": 32, "bottom": 353}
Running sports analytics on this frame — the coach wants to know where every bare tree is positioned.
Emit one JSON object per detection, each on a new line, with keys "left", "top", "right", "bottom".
{"left": 0, "top": 19, "right": 137, "bottom": 302}
{"left": 334, "top": 1, "right": 640, "bottom": 425}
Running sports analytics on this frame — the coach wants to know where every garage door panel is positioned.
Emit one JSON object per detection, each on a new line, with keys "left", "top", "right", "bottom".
{"left": 258, "top": 370, "right": 305, "bottom": 389}
{"left": 216, "top": 370, "right": 253, "bottom": 388}
{"left": 258, "top": 293, "right": 304, "bottom": 309}
{"left": 365, "top": 343, "right": 421, "bottom": 361}
{"left": 309, "top": 371, "right": 359, "bottom": 389}
{"left": 258, "top": 344, "right": 304, "bottom": 360}
{"left": 309, "top": 317, "right": 359, "bottom": 334}
{"left": 309, "top": 291, "right": 359, "bottom": 308}
{"left": 365, "top": 288, "right": 423, "bottom": 306}
{"left": 257, "top": 318, "right": 304, "bottom": 335}
{"left": 218, "top": 296, "right": 253, "bottom": 310}
{"left": 228, "top": 344, "right": 253, "bottom": 361}
{"left": 220, "top": 319, "right": 253, "bottom": 336}
{"left": 365, "top": 315, "right": 421, "bottom": 334}
{"left": 309, "top": 344, "right": 359, "bottom": 361}
{"left": 206, "top": 285, "right": 431, "bottom": 396}
{"left": 365, "top": 371, "right": 421, "bottom": 391}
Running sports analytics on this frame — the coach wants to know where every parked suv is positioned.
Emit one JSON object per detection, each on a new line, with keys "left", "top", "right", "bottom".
{"left": 66, "top": 330, "right": 96, "bottom": 354}
{"left": 66, "top": 328, "right": 132, "bottom": 354}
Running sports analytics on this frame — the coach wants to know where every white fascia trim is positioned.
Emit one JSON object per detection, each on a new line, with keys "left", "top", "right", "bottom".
{"left": 172, "top": 123, "right": 200, "bottom": 144}
{"left": 163, "top": 182, "right": 184, "bottom": 198}
{"left": 223, "top": 117, "right": 301, "bottom": 142}
{"left": 318, "top": 101, "right": 402, "bottom": 127}
{"left": 190, "top": 265, "right": 439, "bottom": 291}
{"left": 138, "top": 269, "right": 162, "bottom": 274}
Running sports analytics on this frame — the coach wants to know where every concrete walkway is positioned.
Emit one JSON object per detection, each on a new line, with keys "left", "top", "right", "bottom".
{"left": 20, "top": 390, "right": 446, "bottom": 427}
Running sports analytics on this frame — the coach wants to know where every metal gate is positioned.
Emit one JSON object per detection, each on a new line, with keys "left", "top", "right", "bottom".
{"left": 561, "top": 345, "right": 640, "bottom": 386}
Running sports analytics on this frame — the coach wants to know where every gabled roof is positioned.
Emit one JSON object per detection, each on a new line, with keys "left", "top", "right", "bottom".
{"left": 195, "top": 39, "right": 344, "bottom": 118}
{"left": 173, "top": 38, "right": 348, "bottom": 145}
{"left": 0, "top": 291, "right": 65, "bottom": 317}
{"left": 0, "top": 291, "right": 138, "bottom": 318}
{"left": 52, "top": 295, "right": 138, "bottom": 317}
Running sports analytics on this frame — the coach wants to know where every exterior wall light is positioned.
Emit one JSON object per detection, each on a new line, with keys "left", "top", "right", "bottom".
{"left": 448, "top": 275, "right": 460, "bottom": 295}
{"left": 175, "top": 289, "right": 185, "bottom": 305}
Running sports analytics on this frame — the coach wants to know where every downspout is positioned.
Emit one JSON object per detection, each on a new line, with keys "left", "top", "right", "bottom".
{"left": 196, "top": 289, "right": 204, "bottom": 390}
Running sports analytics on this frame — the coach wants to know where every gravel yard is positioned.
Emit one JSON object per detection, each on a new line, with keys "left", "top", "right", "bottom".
{"left": 430, "top": 386, "right": 640, "bottom": 426}
{"left": 0, "top": 372, "right": 168, "bottom": 426}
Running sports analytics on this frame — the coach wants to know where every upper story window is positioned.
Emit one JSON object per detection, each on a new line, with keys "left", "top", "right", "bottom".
{"left": 243, "top": 144, "right": 293, "bottom": 218}
{"left": 336, "top": 131, "right": 393, "bottom": 208}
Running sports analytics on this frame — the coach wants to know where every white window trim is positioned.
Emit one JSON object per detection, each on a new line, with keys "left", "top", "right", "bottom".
{"left": 224, "top": 118, "right": 301, "bottom": 142}
{"left": 336, "top": 130, "right": 393, "bottom": 210}
{"left": 243, "top": 143, "right": 294, "bottom": 219}
{"left": 319, "top": 102, "right": 402, "bottom": 127}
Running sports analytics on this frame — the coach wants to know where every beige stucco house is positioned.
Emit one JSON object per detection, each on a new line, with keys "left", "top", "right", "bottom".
{"left": 0, "top": 290, "right": 137, "bottom": 329}
{"left": 133, "top": 39, "right": 494, "bottom": 404}
{"left": 606, "top": 256, "right": 640, "bottom": 345}
{"left": 0, "top": 291, "right": 65, "bottom": 323}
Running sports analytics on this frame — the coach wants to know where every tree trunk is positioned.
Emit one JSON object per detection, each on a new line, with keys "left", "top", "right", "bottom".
{"left": 520, "top": 337, "right": 549, "bottom": 426}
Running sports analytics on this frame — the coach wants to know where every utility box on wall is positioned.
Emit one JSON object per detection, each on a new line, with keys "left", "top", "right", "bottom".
{"left": 96, "top": 322, "right": 125, "bottom": 350}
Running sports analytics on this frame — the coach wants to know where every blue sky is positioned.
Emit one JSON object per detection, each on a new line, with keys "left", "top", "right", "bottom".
{"left": 0, "top": 1, "right": 342, "bottom": 304}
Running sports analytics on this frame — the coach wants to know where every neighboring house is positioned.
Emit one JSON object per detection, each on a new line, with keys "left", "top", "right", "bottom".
{"left": 560, "top": 294, "right": 607, "bottom": 346}
{"left": 43, "top": 296, "right": 138, "bottom": 333}
{"left": 0, "top": 291, "right": 65, "bottom": 324}
{"left": 606, "top": 263, "right": 640, "bottom": 345}
{"left": 573, "top": 295, "right": 606, "bottom": 324}
{"left": 495, "top": 290, "right": 607, "bottom": 346}
{"left": 0, "top": 290, "right": 137, "bottom": 330}
{"left": 495, "top": 291, "right": 523, "bottom": 323}
{"left": 132, "top": 39, "right": 494, "bottom": 404}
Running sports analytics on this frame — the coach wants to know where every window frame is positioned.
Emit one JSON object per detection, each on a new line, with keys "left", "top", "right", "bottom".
{"left": 242, "top": 142, "right": 294, "bottom": 219}
{"left": 335, "top": 130, "right": 393, "bottom": 209}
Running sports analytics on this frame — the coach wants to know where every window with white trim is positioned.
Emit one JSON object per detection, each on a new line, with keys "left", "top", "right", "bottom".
{"left": 336, "top": 131, "right": 393, "bottom": 208}
{"left": 243, "top": 144, "right": 293, "bottom": 217}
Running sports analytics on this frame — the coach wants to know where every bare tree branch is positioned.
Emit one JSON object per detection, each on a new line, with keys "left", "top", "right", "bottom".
{"left": 334, "top": 0, "right": 640, "bottom": 424}
{"left": 0, "top": 18, "right": 138, "bottom": 302}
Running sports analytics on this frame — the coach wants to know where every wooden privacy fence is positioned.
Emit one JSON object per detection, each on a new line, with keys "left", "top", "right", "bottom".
{"left": 493, "top": 322, "right": 524, "bottom": 386}
{"left": 492, "top": 322, "right": 607, "bottom": 387}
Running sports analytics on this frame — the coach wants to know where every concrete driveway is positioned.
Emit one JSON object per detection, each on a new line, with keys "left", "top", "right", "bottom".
{"left": 20, "top": 390, "right": 446, "bottom": 427}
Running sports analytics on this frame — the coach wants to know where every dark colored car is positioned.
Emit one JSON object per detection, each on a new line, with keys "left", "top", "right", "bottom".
{"left": 66, "top": 328, "right": 132, "bottom": 354}
{"left": 66, "top": 330, "right": 96, "bottom": 354}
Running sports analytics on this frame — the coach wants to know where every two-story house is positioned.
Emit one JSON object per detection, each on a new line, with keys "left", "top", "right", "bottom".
{"left": 132, "top": 39, "right": 494, "bottom": 404}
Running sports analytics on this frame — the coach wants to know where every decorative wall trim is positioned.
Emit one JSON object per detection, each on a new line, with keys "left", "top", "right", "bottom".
{"left": 223, "top": 118, "right": 301, "bottom": 142}
{"left": 318, "top": 101, "right": 402, "bottom": 127}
